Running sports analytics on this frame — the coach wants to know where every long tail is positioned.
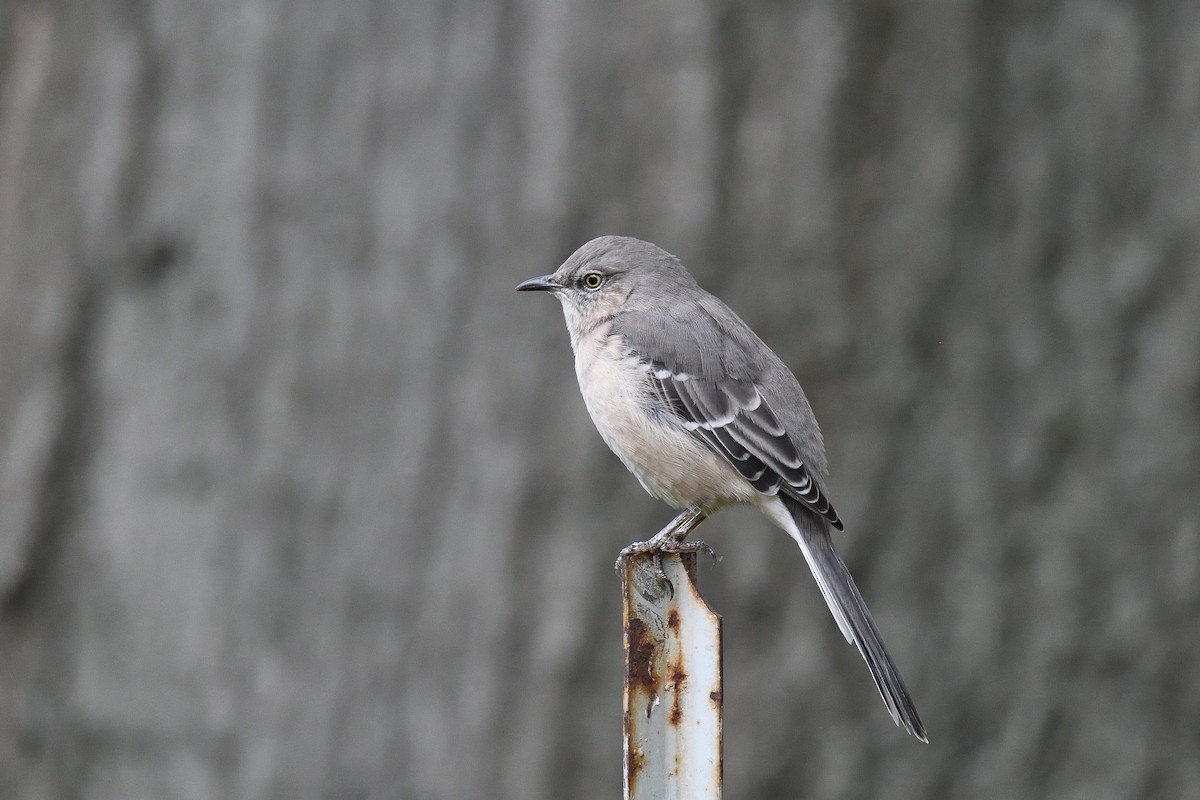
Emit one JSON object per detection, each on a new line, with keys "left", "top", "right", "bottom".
{"left": 778, "top": 495, "right": 927, "bottom": 742}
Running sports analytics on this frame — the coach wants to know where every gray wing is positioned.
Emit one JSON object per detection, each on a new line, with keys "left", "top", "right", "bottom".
{"left": 615, "top": 303, "right": 843, "bottom": 529}
{"left": 648, "top": 363, "right": 843, "bottom": 528}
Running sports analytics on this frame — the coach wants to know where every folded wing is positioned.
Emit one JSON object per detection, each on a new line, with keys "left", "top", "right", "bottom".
{"left": 646, "top": 362, "right": 843, "bottom": 529}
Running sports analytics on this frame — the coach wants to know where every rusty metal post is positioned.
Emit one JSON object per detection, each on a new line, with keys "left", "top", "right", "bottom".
{"left": 622, "top": 552, "right": 723, "bottom": 800}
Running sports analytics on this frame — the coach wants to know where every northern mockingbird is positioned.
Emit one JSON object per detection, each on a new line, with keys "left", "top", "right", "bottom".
{"left": 517, "top": 235, "right": 926, "bottom": 741}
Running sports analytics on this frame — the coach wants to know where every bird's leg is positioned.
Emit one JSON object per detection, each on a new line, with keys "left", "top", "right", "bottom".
{"left": 615, "top": 505, "right": 718, "bottom": 580}
{"left": 667, "top": 506, "right": 710, "bottom": 545}
{"left": 645, "top": 506, "right": 705, "bottom": 548}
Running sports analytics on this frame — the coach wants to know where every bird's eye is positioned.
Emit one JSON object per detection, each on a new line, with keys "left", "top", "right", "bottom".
{"left": 581, "top": 272, "right": 604, "bottom": 290}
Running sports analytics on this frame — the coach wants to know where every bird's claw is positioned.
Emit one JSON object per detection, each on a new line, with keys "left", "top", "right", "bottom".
{"left": 614, "top": 538, "right": 720, "bottom": 582}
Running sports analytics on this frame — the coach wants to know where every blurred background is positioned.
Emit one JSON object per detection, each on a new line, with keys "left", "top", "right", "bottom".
{"left": 2, "top": 1, "right": 1198, "bottom": 798}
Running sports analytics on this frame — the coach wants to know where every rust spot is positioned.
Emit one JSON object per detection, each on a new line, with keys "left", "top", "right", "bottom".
{"left": 626, "top": 744, "right": 646, "bottom": 790}
{"left": 624, "top": 617, "right": 659, "bottom": 696}
{"left": 668, "top": 653, "right": 687, "bottom": 726}
{"left": 709, "top": 689, "right": 722, "bottom": 708}
{"left": 682, "top": 551, "right": 698, "bottom": 581}
{"left": 666, "top": 608, "right": 680, "bottom": 632}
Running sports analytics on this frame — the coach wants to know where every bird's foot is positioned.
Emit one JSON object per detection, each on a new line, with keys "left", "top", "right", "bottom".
{"left": 614, "top": 505, "right": 714, "bottom": 580}
{"left": 615, "top": 534, "right": 720, "bottom": 582}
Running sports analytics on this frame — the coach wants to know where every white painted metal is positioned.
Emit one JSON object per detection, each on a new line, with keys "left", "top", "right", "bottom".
{"left": 622, "top": 553, "right": 722, "bottom": 800}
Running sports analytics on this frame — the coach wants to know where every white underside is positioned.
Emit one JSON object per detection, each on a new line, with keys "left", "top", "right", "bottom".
{"left": 571, "top": 320, "right": 760, "bottom": 511}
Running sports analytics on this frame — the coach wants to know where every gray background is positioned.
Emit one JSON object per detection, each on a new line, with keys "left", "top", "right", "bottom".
{"left": 2, "top": 1, "right": 1198, "bottom": 798}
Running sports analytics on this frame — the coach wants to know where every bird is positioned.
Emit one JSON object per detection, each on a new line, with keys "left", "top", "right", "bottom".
{"left": 516, "top": 235, "right": 926, "bottom": 741}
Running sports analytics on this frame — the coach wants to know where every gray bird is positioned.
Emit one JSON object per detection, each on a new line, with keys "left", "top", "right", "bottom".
{"left": 517, "top": 235, "right": 926, "bottom": 741}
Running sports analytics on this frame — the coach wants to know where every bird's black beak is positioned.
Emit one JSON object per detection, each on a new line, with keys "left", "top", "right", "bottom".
{"left": 515, "top": 274, "right": 563, "bottom": 292}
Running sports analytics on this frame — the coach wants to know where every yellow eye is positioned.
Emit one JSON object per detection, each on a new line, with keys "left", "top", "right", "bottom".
{"left": 582, "top": 272, "right": 604, "bottom": 290}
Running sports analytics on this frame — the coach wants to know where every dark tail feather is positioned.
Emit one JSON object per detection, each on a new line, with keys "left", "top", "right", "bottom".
{"left": 781, "top": 495, "right": 927, "bottom": 742}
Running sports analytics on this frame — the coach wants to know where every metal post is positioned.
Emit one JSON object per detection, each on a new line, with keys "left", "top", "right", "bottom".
{"left": 622, "top": 553, "right": 723, "bottom": 800}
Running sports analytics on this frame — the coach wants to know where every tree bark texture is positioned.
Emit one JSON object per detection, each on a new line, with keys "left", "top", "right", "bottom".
{"left": 2, "top": 1, "right": 1198, "bottom": 798}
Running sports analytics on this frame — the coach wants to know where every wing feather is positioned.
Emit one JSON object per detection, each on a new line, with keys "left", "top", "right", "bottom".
{"left": 650, "top": 361, "right": 843, "bottom": 529}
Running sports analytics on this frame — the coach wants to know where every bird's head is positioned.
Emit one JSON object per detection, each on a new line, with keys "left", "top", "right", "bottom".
{"left": 516, "top": 235, "right": 697, "bottom": 340}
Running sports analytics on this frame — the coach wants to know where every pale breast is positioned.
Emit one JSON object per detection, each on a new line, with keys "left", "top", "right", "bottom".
{"left": 571, "top": 323, "right": 758, "bottom": 510}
